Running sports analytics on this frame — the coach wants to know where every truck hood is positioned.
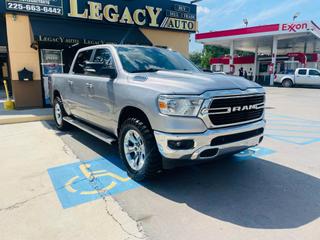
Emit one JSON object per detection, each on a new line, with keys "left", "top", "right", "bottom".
{"left": 131, "top": 71, "right": 262, "bottom": 95}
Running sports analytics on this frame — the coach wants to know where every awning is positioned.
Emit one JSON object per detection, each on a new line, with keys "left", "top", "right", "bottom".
{"left": 29, "top": 16, "right": 152, "bottom": 46}
{"left": 0, "top": 17, "right": 7, "bottom": 46}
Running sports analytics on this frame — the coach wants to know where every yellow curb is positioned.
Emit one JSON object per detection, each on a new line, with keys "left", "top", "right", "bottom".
{"left": 0, "top": 115, "right": 54, "bottom": 125}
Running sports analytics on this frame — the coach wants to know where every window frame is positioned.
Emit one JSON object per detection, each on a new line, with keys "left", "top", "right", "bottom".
{"left": 89, "top": 48, "right": 117, "bottom": 78}
{"left": 71, "top": 49, "right": 94, "bottom": 75}
{"left": 308, "top": 69, "right": 320, "bottom": 76}
{"left": 297, "top": 69, "right": 307, "bottom": 76}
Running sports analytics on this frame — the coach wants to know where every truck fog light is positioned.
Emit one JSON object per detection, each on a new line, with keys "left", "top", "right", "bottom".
{"left": 168, "top": 140, "right": 194, "bottom": 150}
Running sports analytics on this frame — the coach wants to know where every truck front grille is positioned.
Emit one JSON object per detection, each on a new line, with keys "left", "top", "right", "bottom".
{"left": 208, "top": 95, "right": 265, "bottom": 126}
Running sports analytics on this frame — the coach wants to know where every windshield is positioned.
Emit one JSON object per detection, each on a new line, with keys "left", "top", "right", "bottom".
{"left": 116, "top": 46, "right": 200, "bottom": 73}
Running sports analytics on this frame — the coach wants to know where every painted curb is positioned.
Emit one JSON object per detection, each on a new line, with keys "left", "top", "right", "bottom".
{"left": 0, "top": 115, "right": 54, "bottom": 125}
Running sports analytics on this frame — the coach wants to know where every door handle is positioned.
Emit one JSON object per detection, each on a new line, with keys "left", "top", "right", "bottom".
{"left": 86, "top": 83, "right": 94, "bottom": 89}
{"left": 68, "top": 80, "right": 73, "bottom": 85}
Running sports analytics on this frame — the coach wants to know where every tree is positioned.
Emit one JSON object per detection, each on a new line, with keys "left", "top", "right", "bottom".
{"left": 199, "top": 45, "right": 253, "bottom": 70}
{"left": 201, "top": 45, "right": 230, "bottom": 69}
{"left": 189, "top": 52, "right": 202, "bottom": 68}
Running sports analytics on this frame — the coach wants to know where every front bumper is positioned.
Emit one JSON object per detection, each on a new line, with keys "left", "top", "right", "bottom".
{"left": 154, "top": 119, "right": 266, "bottom": 160}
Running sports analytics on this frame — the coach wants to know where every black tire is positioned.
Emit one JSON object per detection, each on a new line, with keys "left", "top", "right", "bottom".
{"left": 53, "top": 97, "right": 69, "bottom": 131}
{"left": 282, "top": 79, "right": 293, "bottom": 88}
{"left": 119, "top": 118, "right": 162, "bottom": 181}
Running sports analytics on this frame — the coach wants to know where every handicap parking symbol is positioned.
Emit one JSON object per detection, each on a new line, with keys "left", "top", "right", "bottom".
{"left": 233, "top": 146, "right": 276, "bottom": 161}
{"left": 48, "top": 158, "right": 140, "bottom": 209}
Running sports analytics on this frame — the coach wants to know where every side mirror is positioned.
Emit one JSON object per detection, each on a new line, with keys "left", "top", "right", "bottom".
{"left": 105, "top": 68, "right": 117, "bottom": 79}
{"left": 99, "top": 66, "right": 118, "bottom": 79}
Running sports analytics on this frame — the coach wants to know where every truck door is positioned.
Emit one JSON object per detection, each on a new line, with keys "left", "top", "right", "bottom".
{"left": 67, "top": 49, "right": 94, "bottom": 120}
{"left": 81, "top": 48, "right": 116, "bottom": 131}
{"left": 295, "top": 69, "right": 308, "bottom": 84}
{"left": 308, "top": 69, "right": 320, "bottom": 85}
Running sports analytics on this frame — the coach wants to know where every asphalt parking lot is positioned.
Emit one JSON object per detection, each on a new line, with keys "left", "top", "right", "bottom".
{"left": 54, "top": 87, "right": 320, "bottom": 240}
{"left": 2, "top": 87, "right": 320, "bottom": 240}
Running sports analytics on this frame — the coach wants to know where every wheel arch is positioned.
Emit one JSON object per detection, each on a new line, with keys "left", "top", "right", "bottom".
{"left": 53, "top": 90, "right": 71, "bottom": 115}
{"left": 118, "top": 106, "right": 152, "bottom": 135}
{"left": 281, "top": 77, "right": 294, "bottom": 84}
{"left": 53, "top": 90, "right": 61, "bottom": 99}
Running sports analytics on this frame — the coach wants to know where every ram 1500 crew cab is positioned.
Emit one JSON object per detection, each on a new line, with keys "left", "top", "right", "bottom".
{"left": 50, "top": 45, "right": 266, "bottom": 181}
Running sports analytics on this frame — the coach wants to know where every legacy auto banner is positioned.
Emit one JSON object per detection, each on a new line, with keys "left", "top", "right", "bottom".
{"left": 3, "top": 0, "right": 197, "bottom": 32}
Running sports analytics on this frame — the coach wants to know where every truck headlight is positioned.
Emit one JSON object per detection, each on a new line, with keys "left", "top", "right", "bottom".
{"left": 158, "top": 95, "right": 204, "bottom": 116}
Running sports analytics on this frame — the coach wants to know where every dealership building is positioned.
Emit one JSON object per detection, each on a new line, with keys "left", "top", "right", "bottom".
{"left": 196, "top": 21, "right": 320, "bottom": 85}
{"left": 0, "top": 0, "right": 197, "bottom": 108}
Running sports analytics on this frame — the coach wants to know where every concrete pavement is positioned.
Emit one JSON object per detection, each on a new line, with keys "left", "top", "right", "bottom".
{"left": 0, "top": 121, "right": 145, "bottom": 240}
{"left": 0, "top": 101, "right": 53, "bottom": 125}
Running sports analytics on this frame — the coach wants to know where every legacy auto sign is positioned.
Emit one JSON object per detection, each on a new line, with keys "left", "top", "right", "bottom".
{"left": 5, "top": 0, "right": 197, "bottom": 32}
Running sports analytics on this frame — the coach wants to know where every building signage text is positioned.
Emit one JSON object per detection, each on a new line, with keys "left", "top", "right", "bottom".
{"left": 281, "top": 22, "right": 308, "bottom": 32}
{"left": 6, "top": 0, "right": 63, "bottom": 15}
{"left": 4, "top": 0, "right": 197, "bottom": 32}
{"left": 38, "top": 35, "right": 111, "bottom": 45}
{"left": 67, "top": 0, "right": 197, "bottom": 32}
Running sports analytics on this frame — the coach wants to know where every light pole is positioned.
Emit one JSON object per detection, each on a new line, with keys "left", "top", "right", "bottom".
{"left": 293, "top": 12, "right": 300, "bottom": 22}
{"left": 243, "top": 18, "right": 248, "bottom": 27}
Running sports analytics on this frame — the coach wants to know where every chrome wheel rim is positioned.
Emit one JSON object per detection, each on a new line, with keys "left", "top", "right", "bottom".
{"left": 123, "top": 129, "right": 146, "bottom": 171}
{"left": 55, "top": 103, "right": 63, "bottom": 126}
{"left": 284, "top": 81, "right": 291, "bottom": 87}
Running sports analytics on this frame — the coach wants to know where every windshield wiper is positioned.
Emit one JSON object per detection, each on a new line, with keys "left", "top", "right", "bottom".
{"left": 131, "top": 68, "right": 164, "bottom": 73}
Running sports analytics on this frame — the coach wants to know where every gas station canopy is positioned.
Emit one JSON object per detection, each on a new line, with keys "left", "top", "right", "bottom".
{"left": 195, "top": 21, "right": 320, "bottom": 85}
{"left": 196, "top": 21, "right": 320, "bottom": 55}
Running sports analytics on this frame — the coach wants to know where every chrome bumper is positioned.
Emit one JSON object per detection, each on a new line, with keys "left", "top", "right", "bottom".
{"left": 154, "top": 120, "right": 266, "bottom": 160}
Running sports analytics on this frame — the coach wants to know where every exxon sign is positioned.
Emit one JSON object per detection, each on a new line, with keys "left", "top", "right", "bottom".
{"left": 281, "top": 22, "right": 309, "bottom": 33}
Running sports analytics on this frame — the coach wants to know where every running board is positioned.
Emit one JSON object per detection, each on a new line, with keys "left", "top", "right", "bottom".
{"left": 63, "top": 117, "right": 116, "bottom": 144}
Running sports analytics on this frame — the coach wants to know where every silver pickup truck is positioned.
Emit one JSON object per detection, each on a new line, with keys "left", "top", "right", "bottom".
{"left": 50, "top": 44, "right": 266, "bottom": 181}
{"left": 275, "top": 68, "right": 320, "bottom": 87}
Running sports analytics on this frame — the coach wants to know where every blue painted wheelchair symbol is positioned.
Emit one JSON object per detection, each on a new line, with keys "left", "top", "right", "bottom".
{"left": 233, "top": 146, "right": 276, "bottom": 161}
{"left": 48, "top": 158, "right": 139, "bottom": 209}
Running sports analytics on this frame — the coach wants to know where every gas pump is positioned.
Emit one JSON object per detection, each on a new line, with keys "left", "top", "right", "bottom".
{"left": 212, "top": 64, "right": 224, "bottom": 72}
{"left": 268, "top": 63, "right": 274, "bottom": 74}
{"left": 284, "top": 60, "right": 299, "bottom": 73}
{"left": 284, "top": 53, "right": 307, "bottom": 73}
{"left": 229, "top": 64, "right": 235, "bottom": 75}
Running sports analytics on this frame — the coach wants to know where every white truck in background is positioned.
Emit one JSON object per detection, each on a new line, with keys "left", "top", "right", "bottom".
{"left": 275, "top": 68, "right": 320, "bottom": 87}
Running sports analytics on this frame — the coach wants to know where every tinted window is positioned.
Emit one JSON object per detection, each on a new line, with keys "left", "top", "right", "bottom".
{"left": 298, "top": 69, "right": 307, "bottom": 75}
{"left": 87, "top": 49, "right": 115, "bottom": 77}
{"left": 73, "top": 50, "right": 93, "bottom": 74}
{"left": 309, "top": 70, "right": 320, "bottom": 76}
{"left": 116, "top": 46, "right": 199, "bottom": 73}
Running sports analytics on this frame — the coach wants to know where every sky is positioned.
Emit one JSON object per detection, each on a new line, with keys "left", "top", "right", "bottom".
{"left": 179, "top": 0, "right": 320, "bottom": 52}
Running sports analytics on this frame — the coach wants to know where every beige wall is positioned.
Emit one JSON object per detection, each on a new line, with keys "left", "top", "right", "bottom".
{"left": 5, "top": 13, "right": 43, "bottom": 108}
{"left": 141, "top": 28, "right": 190, "bottom": 57}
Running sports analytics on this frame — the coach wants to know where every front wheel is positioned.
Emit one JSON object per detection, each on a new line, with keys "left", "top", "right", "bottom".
{"left": 119, "top": 118, "right": 162, "bottom": 181}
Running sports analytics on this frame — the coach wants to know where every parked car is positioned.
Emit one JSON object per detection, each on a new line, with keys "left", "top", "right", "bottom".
{"left": 50, "top": 45, "right": 266, "bottom": 181}
{"left": 275, "top": 68, "right": 320, "bottom": 87}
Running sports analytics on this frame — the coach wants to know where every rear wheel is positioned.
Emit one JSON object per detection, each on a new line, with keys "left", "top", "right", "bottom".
{"left": 282, "top": 79, "right": 293, "bottom": 88}
{"left": 53, "top": 97, "right": 69, "bottom": 131}
{"left": 119, "top": 118, "right": 162, "bottom": 181}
